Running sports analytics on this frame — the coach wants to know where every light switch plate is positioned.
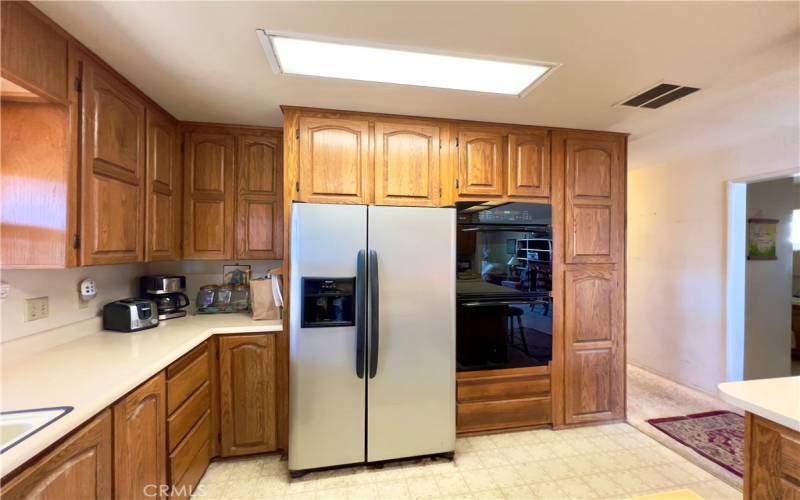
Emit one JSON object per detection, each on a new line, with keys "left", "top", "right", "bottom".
{"left": 0, "top": 282, "right": 9, "bottom": 300}
{"left": 25, "top": 297, "right": 49, "bottom": 321}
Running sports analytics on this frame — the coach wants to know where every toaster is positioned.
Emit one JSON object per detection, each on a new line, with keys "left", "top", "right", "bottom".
{"left": 103, "top": 298, "right": 159, "bottom": 332}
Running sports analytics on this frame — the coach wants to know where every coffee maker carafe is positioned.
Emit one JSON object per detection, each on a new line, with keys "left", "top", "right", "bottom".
{"left": 140, "top": 275, "right": 190, "bottom": 320}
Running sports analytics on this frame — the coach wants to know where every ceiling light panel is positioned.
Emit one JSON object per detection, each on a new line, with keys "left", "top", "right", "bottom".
{"left": 257, "top": 31, "right": 558, "bottom": 96}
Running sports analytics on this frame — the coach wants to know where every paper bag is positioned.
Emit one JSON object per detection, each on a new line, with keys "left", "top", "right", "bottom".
{"left": 250, "top": 278, "right": 280, "bottom": 320}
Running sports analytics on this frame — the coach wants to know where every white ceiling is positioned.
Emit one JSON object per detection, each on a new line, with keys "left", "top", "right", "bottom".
{"left": 35, "top": 1, "right": 800, "bottom": 168}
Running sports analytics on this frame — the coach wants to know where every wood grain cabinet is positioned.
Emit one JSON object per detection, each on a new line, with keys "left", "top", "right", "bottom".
{"left": 113, "top": 373, "right": 167, "bottom": 500}
{"left": 455, "top": 128, "right": 505, "bottom": 198}
{"left": 507, "top": 131, "right": 550, "bottom": 198}
{"left": 1, "top": 1, "right": 69, "bottom": 103}
{"left": 183, "top": 132, "right": 235, "bottom": 260}
{"left": 237, "top": 135, "right": 283, "bottom": 259}
{"left": 297, "top": 116, "right": 370, "bottom": 204}
{"left": 0, "top": 410, "right": 112, "bottom": 500}
{"left": 219, "top": 334, "right": 278, "bottom": 457}
{"left": 80, "top": 60, "right": 147, "bottom": 265}
{"left": 745, "top": 412, "right": 800, "bottom": 499}
{"left": 374, "top": 120, "right": 441, "bottom": 207}
{"left": 145, "top": 107, "right": 181, "bottom": 261}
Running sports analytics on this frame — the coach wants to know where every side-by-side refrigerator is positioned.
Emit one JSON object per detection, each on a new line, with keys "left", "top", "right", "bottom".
{"left": 289, "top": 203, "right": 456, "bottom": 473}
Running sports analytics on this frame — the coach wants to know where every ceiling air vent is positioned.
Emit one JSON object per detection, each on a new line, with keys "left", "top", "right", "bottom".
{"left": 619, "top": 83, "right": 700, "bottom": 109}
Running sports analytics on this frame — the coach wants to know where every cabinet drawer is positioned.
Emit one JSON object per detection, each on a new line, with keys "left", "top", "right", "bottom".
{"left": 167, "top": 348, "right": 209, "bottom": 413}
{"left": 169, "top": 410, "right": 210, "bottom": 483}
{"left": 781, "top": 433, "right": 800, "bottom": 482}
{"left": 168, "top": 381, "right": 210, "bottom": 452}
{"left": 457, "top": 397, "right": 551, "bottom": 434}
{"left": 457, "top": 369, "right": 550, "bottom": 403}
{"left": 171, "top": 439, "right": 210, "bottom": 500}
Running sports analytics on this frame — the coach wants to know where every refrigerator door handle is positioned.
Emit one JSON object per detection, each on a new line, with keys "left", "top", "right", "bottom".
{"left": 356, "top": 250, "right": 367, "bottom": 379}
{"left": 368, "top": 249, "right": 379, "bottom": 379}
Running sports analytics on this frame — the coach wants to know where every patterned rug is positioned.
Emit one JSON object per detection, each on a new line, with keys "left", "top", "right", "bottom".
{"left": 647, "top": 410, "right": 744, "bottom": 477}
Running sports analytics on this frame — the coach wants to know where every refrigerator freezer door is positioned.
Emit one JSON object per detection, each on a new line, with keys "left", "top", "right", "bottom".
{"left": 289, "top": 203, "right": 367, "bottom": 471}
{"left": 366, "top": 206, "right": 456, "bottom": 462}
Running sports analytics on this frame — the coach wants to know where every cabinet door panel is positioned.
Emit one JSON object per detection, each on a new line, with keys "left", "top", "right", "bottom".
{"left": 298, "top": 117, "right": 369, "bottom": 204}
{"left": 508, "top": 131, "right": 550, "bottom": 198}
{"left": 183, "top": 133, "right": 234, "bottom": 259}
{"left": 114, "top": 373, "right": 167, "bottom": 500}
{"left": 1, "top": 410, "right": 112, "bottom": 500}
{"left": 236, "top": 136, "right": 282, "bottom": 259}
{"left": 145, "top": 108, "right": 180, "bottom": 261}
{"left": 457, "top": 129, "right": 504, "bottom": 197}
{"left": 81, "top": 62, "right": 145, "bottom": 265}
{"left": 565, "top": 136, "right": 623, "bottom": 264}
{"left": 219, "top": 334, "right": 277, "bottom": 457}
{"left": 374, "top": 121, "right": 440, "bottom": 207}
{"left": 563, "top": 268, "right": 623, "bottom": 424}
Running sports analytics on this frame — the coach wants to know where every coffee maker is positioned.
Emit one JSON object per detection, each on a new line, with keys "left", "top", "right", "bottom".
{"left": 140, "top": 275, "right": 190, "bottom": 320}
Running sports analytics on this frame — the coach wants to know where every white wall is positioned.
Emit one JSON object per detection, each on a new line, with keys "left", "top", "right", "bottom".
{"left": 744, "top": 178, "right": 793, "bottom": 379}
{"left": 0, "top": 264, "right": 145, "bottom": 342}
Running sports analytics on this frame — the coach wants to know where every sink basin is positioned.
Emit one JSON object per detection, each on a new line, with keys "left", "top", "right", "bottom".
{"left": 1, "top": 407, "right": 72, "bottom": 453}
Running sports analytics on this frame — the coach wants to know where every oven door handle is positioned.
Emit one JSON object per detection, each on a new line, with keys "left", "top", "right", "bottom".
{"left": 460, "top": 299, "right": 549, "bottom": 307}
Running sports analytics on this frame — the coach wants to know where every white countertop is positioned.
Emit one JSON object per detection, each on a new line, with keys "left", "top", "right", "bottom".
{"left": 718, "top": 376, "right": 800, "bottom": 431}
{"left": 0, "top": 313, "right": 282, "bottom": 478}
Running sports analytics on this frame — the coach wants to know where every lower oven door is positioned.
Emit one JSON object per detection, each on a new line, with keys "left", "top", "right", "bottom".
{"left": 456, "top": 298, "right": 552, "bottom": 372}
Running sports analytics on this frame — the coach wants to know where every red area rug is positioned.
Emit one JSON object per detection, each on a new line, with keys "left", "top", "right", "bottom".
{"left": 647, "top": 410, "right": 744, "bottom": 477}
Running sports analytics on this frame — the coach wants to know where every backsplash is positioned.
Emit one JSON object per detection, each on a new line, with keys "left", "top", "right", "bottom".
{"left": 0, "top": 264, "right": 145, "bottom": 343}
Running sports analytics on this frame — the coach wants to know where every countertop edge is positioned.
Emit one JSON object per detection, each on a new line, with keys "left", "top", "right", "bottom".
{"left": 717, "top": 381, "right": 800, "bottom": 432}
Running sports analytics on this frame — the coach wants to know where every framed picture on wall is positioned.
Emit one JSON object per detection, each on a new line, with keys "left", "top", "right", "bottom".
{"left": 223, "top": 264, "right": 251, "bottom": 286}
{"left": 747, "top": 218, "right": 779, "bottom": 260}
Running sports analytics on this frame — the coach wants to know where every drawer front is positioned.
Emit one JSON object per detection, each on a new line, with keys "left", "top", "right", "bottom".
{"left": 168, "top": 381, "right": 210, "bottom": 452}
{"left": 457, "top": 372, "right": 550, "bottom": 403}
{"left": 167, "top": 350, "right": 209, "bottom": 413}
{"left": 169, "top": 410, "right": 210, "bottom": 483}
{"left": 782, "top": 433, "right": 800, "bottom": 482}
{"left": 171, "top": 439, "right": 210, "bottom": 500}
{"left": 457, "top": 397, "right": 551, "bottom": 433}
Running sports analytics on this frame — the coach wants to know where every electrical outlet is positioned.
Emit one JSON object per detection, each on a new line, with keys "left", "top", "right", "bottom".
{"left": 0, "top": 282, "right": 9, "bottom": 300}
{"left": 25, "top": 297, "right": 49, "bottom": 321}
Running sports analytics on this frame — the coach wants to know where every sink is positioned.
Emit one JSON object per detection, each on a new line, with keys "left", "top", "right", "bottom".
{"left": 1, "top": 407, "right": 72, "bottom": 453}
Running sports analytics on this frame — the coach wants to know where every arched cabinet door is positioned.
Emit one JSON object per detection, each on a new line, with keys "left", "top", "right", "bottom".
{"left": 456, "top": 128, "right": 505, "bottom": 197}
{"left": 297, "top": 116, "right": 370, "bottom": 204}
{"left": 236, "top": 135, "right": 282, "bottom": 259}
{"left": 145, "top": 107, "right": 180, "bottom": 262}
{"left": 507, "top": 131, "right": 550, "bottom": 199}
{"left": 374, "top": 121, "right": 441, "bottom": 207}
{"left": 219, "top": 334, "right": 278, "bottom": 457}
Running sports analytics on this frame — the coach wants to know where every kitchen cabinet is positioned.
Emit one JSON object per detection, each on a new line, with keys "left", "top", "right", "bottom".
{"left": 80, "top": 59, "right": 147, "bottom": 265}
{"left": 1, "top": 410, "right": 112, "bottom": 500}
{"left": 182, "top": 132, "right": 235, "bottom": 260}
{"left": 1, "top": 1, "right": 69, "bottom": 103}
{"left": 237, "top": 135, "right": 283, "bottom": 259}
{"left": 297, "top": 116, "right": 371, "bottom": 204}
{"left": 113, "top": 372, "right": 167, "bottom": 500}
{"left": 455, "top": 128, "right": 505, "bottom": 198}
{"left": 145, "top": 107, "right": 181, "bottom": 262}
{"left": 744, "top": 412, "right": 800, "bottom": 499}
{"left": 507, "top": 131, "right": 550, "bottom": 198}
{"left": 374, "top": 120, "right": 441, "bottom": 207}
{"left": 219, "top": 334, "right": 278, "bottom": 457}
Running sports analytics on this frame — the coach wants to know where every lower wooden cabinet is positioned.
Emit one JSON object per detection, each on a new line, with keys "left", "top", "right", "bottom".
{"left": 219, "top": 334, "right": 278, "bottom": 457}
{"left": 113, "top": 373, "right": 167, "bottom": 500}
{"left": 745, "top": 412, "right": 800, "bottom": 499}
{"left": 1, "top": 410, "right": 112, "bottom": 500}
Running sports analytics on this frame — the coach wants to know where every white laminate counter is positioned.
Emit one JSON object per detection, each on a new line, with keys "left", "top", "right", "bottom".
{"left": 718, "top": 376, "right": 800, "bottom": 431}
{"left": 0, "top": 313, "right": 282, "bottom": 478}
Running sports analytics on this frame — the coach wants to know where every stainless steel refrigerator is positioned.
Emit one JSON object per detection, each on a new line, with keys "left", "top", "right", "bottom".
{"left": 289, "top": 203, "right": 456, "bottom": 473}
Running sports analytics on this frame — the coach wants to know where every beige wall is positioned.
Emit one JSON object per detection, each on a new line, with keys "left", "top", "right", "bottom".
{"left": 744, "top": 178, "right": 793, "bottom": 379}
{"left": 627, "top": 126, "right": 799, "bottom": 395}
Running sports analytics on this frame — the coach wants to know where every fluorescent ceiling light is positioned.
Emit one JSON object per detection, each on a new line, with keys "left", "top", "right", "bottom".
{"left": 257, "top": 31, "right": 558, "bottom": 96}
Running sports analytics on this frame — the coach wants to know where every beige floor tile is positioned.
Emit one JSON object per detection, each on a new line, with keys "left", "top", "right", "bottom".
{"left": 478, "top": 450, "right": 512, "bottom": 468}
{"left": 469, "top": 487, "right": 504, "bottom": 499}
{"left": 686, "top": 480, "right": 741, "bottom": 500}
{"left": 316, "top": 488, "right": 348, "bottom": 499}
{"left": 556, "top": 477, "right": 596, "bottom": 499}
{"left": 486, "top": 465, "right": 526, "bottom": 488}
{"left": 582, "top": 472, "right": 626, "bottom": 498}
{"left": 462, "top": 468, "right": 498, "bottom": 492}
{"left": 527, "top": 480, "right": 568, "bottom": 499}
{"left": 435, "top": 471, "right": 471, "bottom": 496}
{"left": 375, "top": 479, "right": 411, "bottom": 499}
{"left": 499, "top": 484, "right": 533, "bottom": 499}
{"left": 405, "top": 476, "right": 441, "bottom": 499}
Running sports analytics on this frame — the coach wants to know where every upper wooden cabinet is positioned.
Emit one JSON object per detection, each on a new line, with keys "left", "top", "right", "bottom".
{"left": 113, "top": 372, "right": 167, "bottom": 500}
{"left": 297, "top": 116, "right": 370, "bottom": 204}
{"left": 1, "top": 1, "right": 69, "bottom": 103}
{"left": 219, "top": 334, "right": 278, "bottom": 457}
{"left": 237, "top": 135, "right": 283, "bottom": 259}
{"left": 80, "top": 60, "right": 146, "bottom": 265}
{"left": 561, "top": 132, "right": 625, "bottom": 265}
{"left": 456, "top": 128, "right": 505, "bottom": 198}
{"left": 374, "top": 120, "right": 441, "bottom": 207}
{"left": 146, "top": 107, "right": 181, "bottom": 262}
{"left": 507, "top": 131, "right": 550, "bottom": 198}
{"left": 1, "top": 410, "right": 112, "bottom": 500}
{"left": 183, "top": 132, "right": 235, "bottom": 260}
